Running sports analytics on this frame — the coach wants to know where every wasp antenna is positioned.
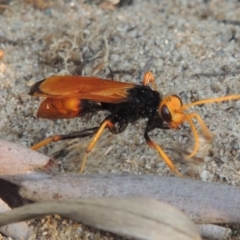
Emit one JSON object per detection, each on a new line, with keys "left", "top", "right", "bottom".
{"left": 181, "top": 94, "right": 240, "bottom": 111}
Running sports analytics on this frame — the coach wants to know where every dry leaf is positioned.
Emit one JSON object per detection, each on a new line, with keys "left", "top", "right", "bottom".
{"left": 0, "top": 197, "right": 201, "bottom": 240}
{"left": 0, "top": 139, "right": 57, "bottom": 183}
{"left": 0, "top": 198, "right": 28, "bottom": 239}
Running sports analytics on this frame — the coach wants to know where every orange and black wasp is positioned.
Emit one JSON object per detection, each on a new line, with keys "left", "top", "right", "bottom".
{"left": 29, "top": 72, "right": 240, "bottom": 176}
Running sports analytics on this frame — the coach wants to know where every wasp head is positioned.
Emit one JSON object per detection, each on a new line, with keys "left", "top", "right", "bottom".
{"left": 158, "top": 95, "right": 184, "bottom": 129}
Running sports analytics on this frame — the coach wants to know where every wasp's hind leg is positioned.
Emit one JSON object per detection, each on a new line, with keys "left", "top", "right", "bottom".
{"left": 31, "top": 127, "right": 99, "bottom": 150}
{"left": 80, "top": 118, "right": 129, "bottom": 173}
{"left": 80, "top": 119, "right": 117, "bottom": 173}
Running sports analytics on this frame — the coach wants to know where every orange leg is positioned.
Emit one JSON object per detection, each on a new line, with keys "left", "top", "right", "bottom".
{"left": 31, "top": 127, "right": 99, "bottom": 150}
{"left": 183, "top": 114, "right": 199, "bottom": 159}
{"left": 179, "top": 94, "right": 240, "bottom": 158}
{"left": 188, "top": 113, "right": 213, "bottom": 140}
{"left": 142, "top": 71, "right": 158, "bottom": 91}
{"left": 31, "top": 136, "right": 62, "bottom": 150}
{"left": 184, "top": 112, "right": 213, "bottom": 159}
{"left": 80, "top": 120, "right": 115, "bottom": 173}
{"left": 144, "top": 132, "right": 182, "bottom": 177}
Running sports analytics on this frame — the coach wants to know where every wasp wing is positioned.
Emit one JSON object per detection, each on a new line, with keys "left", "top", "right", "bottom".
{"left": 30, "top": 76, "right": 137, "bottom": 119}
{"left": 30, "top": 76, "right": 136, "bottom": 103}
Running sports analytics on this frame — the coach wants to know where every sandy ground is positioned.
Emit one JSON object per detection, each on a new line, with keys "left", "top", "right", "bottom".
{"left": 0, "top": 0, "right": 240, "bottom": 239}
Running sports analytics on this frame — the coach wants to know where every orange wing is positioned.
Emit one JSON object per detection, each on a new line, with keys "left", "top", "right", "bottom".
{"left": 30, "top": 76, "right": 137, "bottom": 119}
{"left": 30, "top": 75, "right": 136, "bottom": 103}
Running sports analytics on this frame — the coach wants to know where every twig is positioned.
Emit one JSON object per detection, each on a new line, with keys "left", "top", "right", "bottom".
{"left": 18, "top": 174, "right": 240, "bottom": 224}
{"left": 198, "top": 224, "right": 231, "bottom": 240}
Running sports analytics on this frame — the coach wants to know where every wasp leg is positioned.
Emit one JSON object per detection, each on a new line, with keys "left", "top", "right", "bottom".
{"left": 144, "top": 131, "right": 182, "bottom": 177}
{"left": 31, "top": 127, "right": 99, "bottom": 150}
{"left": 188, "top": 113, "right": 213, "bottom": 140}
{"left": 184, "top": 112, "right": 213, "bottom": 159}
{"left": 80, "top": 119, "right": 117, "bottom": 173}
{"left": 142, "top": 71, "right": 158, "bottom": 91}
{"left": 110, "top": 120, "right": 128, "bottom": 134}
{"left": 144, "top": 113, "right": 182, "bottom": 175}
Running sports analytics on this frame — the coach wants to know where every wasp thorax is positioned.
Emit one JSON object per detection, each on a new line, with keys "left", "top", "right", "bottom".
{"left": 159, "top": 95, "right": 184, "bottom": 129}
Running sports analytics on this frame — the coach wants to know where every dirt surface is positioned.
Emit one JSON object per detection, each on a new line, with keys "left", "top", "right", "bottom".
{"left": 0, "top": 0, "right": 240, "bottom": 239}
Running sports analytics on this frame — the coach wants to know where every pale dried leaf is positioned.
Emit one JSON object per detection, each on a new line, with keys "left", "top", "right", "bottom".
{"left": 0, "top": 139, "right": 57, "bottom": 183}
{"left": 0, "top": 198, "right": 201, "bottom": 240}
{"left": 0, "top": 198, "right": 29, "bottom": 239}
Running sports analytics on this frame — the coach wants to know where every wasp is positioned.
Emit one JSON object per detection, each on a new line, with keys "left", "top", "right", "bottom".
{"left": 29, "top": 72, "right": 240, "bottom": 176}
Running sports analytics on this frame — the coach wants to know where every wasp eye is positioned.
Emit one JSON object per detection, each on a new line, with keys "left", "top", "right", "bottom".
{"left": 160, "top": 105, "right": 172, "bottom": 122}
